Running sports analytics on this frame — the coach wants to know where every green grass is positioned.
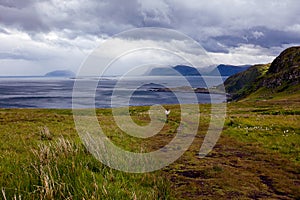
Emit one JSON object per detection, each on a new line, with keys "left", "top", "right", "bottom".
{"left": 0, "top": 109, "right": 170, "bottom": 199}
{"left": 0, "top": 99, "right": 300, "bottom": 199}
{"left": 225, "top": 101, "right": 300, "bottom": 162}
{"left": 240, "top": 82, "right": 300, "bottom": 102}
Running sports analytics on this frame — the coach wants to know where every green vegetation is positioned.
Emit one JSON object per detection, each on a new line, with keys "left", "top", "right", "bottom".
{"left": 225, "top": 99, "right": 300, "bottom": 162}
{"left": 0, "top": 109, "right": 170, "bottom": 199}
{"left": 268, "top": 46, "right": 300, "bottom": 74}
{"left": 1, "top": 98, "right": 299, "bottom": 199}
{"left": 223, "top": 64, "right": 270, "bottom": 100}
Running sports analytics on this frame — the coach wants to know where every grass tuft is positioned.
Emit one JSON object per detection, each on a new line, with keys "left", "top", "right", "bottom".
{"left": 40, "top": 126, "right": 52, "bottom": 141}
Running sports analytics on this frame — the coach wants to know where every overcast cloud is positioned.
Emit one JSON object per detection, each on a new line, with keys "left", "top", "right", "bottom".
{"left": 0, "top": 0, "right": 300, "bottom": 75}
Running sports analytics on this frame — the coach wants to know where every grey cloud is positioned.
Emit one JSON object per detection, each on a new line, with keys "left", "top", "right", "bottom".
{"left": 212, "top": 27, "right": 300, "bottom": 51}
{"left": 0, "top": 27, "right": 9, "bottom": 34}
{"left": 35, "top": 0, "right": 144, "bottom": 37}
{"left": 139, "top": 0, "right": 173, "bottom": 27}
{"left": 161, "top": 0, "right": 300, "bottom": 52}
{"left": 0, "top": 0, "right": 34, "bottom": 9}
{"left": 0, "top": 3, "right": 49, "bottom": 32}
{"left": 0, "top": 51, "right": 36, "bottom": 60}
{"left": 243, "top": 27, "right": 300, "bottom": 48}
{"left": 202, "top": 41, "right": 229, "bottom": 54}
{"left": 0, "top": 0, "right": 300, "bottom": 54}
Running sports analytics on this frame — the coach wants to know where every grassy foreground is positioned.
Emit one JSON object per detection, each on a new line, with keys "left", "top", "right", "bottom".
{"left": 0, "top": 98, "right": 299, "bottom": 199}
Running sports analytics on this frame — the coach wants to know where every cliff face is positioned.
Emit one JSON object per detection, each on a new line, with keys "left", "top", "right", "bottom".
{"left": 224, "top": 46, "right": 300, "bottom": 101}
{"left": 268, "top": 47, "right": 300, "bottom": 74}
{"left": 262, "top": 47, "right": 300, "bottom": 89}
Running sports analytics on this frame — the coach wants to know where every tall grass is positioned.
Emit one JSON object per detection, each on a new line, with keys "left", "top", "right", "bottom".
{"left": 1, "top": 136, "right": 170, "bottom": 199}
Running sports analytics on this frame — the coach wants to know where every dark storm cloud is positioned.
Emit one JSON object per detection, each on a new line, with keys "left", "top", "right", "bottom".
{"left": 0, "top": 0, "right": 33, "bottom": 9}
{"left": 244, "top": 27, "right": 300, "bottom": 48}
{"left": 0, "top": 1, "right": 49, "bottom": 32}
{"left": 34, "top": 0, "right": 144, "bottom": 37}
{"left": 164, "top": 0, "right": 300, "bottom": 52}
{"left": 212, "top": 27, "right": 300, "bottom": 49}
{"left": 0, "top": 0, "right": 300, "bottom": 53}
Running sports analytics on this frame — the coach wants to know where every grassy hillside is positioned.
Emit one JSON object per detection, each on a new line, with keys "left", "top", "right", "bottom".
{"left": 224, "top": 46, "right": 300, "bottom": 101}
{"left": 223, "top": 64, "right": 270, "bottom": 100}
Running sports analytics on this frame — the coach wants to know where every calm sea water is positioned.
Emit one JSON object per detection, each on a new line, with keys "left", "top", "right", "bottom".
{"left": 0, "top": 76, "right": 227, "bottom": 108}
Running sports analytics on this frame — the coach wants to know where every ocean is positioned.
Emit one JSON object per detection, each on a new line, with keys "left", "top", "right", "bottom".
{"left": 0, "top": 76, "right": 227, "bottom": 108}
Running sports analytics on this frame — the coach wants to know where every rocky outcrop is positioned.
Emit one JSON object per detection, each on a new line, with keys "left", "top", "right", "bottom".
{"left": 262, "top": 47, "right": 300, "bottom": 89}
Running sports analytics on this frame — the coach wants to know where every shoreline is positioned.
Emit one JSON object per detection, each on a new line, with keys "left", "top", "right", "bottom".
{"left": 0, "top": 102, "right": 228, "bottom": 110}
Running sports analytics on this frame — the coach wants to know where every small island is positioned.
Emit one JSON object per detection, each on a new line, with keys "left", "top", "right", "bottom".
{"left": 148, "top": 85, "right": 225, "bottom": 94}
{"left": 44, "top": 70, "right": 75, "bottom": 77}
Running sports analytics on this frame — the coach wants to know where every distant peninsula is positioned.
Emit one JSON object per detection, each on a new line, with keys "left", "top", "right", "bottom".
{"left": 44, "top": 70, "right": 75, "bottom": 77}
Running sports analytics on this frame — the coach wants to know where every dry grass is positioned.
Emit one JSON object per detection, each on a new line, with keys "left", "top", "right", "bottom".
{"left": 40, "top": 126, "right": 53, "bottom": 141}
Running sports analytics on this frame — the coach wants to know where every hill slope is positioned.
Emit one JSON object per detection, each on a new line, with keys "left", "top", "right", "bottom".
{"left": 223, "top": 64, "right": 270, "bottom": 100}
{"left": 224, "top": 46, "right": 300, "bottom": 101}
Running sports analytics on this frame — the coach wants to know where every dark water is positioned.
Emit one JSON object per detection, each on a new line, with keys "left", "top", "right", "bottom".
{"left": 0, "top": 76, "right": 227, "bottom": 108}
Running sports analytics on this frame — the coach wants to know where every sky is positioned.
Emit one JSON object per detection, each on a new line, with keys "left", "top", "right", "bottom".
{"left": 0, "top": 0, "right": 300, "bottom": 76}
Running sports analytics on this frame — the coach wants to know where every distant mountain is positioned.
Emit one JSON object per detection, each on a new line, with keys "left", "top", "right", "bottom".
{"left": 45, "top": 70, "right": 75, "bottom": 77}
{"left": 223, "top": 46, "right": 300, "bottom": 101}
{"left": 173, "top": 65, "right": 201, "bottom": 76}
{"left": 207, "top": 64, "right": 250, "bottom": 76}
{"left": 147, "top": 65, "right": 201, "bottom": 76}
{"left": 147, "top": 64, "right": 250, "bottom": 77}
{"left": 148, "top": 67, "right": 177, "bottom": 76}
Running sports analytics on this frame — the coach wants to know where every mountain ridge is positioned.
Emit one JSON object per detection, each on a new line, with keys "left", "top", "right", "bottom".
{"left": 146, "top": 64, "right": 250, "bottom": 77}
{"left": 207, "top": 64, "right": 250, "bottom": 76}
